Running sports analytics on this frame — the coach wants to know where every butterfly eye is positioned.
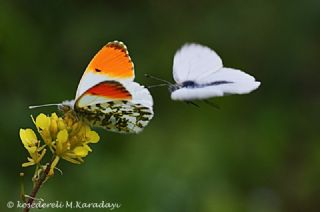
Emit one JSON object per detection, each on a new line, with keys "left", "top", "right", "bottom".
{"left": 58, "top": 105, "right": 70, "bottom": 112}
{"left": 182, "top": 81, "right": 196, "bottom": 88}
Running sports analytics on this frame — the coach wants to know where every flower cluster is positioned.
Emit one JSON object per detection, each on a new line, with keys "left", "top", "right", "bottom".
{"left": 19, "top": 112, "right": 100, "bottom": 173}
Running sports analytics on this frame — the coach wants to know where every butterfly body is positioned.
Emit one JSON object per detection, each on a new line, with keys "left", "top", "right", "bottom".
{"left": 59, "top": 41, "right": 153, "bottom": 134}
{"left": 170, "top": 43, "right": 260, "bottom": 101}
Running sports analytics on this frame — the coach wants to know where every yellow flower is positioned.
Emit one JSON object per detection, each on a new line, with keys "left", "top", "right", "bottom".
{"left": 19, "top": 129, "right": 46, "bottom": 167}
{"left": 20, "top": 112, "right": 100, "bottom": 173}
{"left": 20, "top": 129, "right": 37, "bottom": 151}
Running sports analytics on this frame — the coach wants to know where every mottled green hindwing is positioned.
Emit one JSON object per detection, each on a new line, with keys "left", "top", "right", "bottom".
{"left": 75, "top": 100, "right": 153, "bottom": 133}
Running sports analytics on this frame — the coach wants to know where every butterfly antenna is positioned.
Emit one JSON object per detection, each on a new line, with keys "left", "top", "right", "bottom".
{"left": 144, "top": 74, "right": 173, "bottom": 85}
{"left": 147, "top": 83, "right": 169, "bottom": 89}
{"left": 29, "top": 103, "right": 62, "bottom": 109}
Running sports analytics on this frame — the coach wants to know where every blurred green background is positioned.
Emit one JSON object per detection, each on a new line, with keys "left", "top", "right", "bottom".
{"left": 1, "top": 0, "right": 319, "bottom": 211}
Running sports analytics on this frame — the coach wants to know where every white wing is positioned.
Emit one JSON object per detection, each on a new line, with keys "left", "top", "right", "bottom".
{"left": 173, "top": 43, "right": 223, "bottom": 84}
{"left": 171, "top": 68, "right": 260, "bottom": 101}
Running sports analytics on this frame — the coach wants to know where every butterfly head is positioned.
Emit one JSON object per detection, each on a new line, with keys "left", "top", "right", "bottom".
{"left": 168, "top": 84, "right": 181, "bottom": 93}
{"left": 60, "top": 100, "right": 75, "bottom": 113}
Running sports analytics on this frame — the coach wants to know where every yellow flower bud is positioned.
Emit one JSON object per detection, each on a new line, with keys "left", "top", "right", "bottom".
{"left": 50, "top": 119, "right": 58, "bottom": 137}
{"left": 56, "top": 129, "right": 69, "bottom": 155}
{"left": 71, "top": 122, "right": 80, "bottom": 134}
{"left": 58, "top": 119, "right": 66, "bottom": 130}
{"left": 51, "top": 113, "right": 58, "bottom": 120}
{"left": 57, "top": 129, "right": 68, "bottom": 143}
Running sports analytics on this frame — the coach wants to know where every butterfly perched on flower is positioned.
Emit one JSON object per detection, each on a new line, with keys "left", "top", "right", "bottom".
{"left": 31, "top": 41, "right": 154, "bottom": 134}
{"left": 147, "top": 43, "right": 260, "bottom": 102}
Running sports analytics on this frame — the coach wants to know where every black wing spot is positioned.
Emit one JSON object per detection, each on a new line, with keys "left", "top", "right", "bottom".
{"left": 95, "top": 69, "right": 102, "bottom": 72}
{"left": 181, "top": 80, "right": 233, "bottom": 88}
{"left": 208, "top": 81, "right": 233, "bottom": 86}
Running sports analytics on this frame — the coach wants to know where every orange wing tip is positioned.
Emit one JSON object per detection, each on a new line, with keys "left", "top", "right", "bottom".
{"left": 84, "top": 40, "right": 135, "bottom": 79}
{"left": 105, "top": 40, "right": 134, "bottom": 69}
{"left": 106, "top": 41, "right": 128, "bottom": 52}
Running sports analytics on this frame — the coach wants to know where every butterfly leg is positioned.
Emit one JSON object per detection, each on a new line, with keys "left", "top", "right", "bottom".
{"left": 203, "top": 100, "right": 220, "bottom": 109}
{"left": 185, "top": 101, "right": 200, "bottom": 108}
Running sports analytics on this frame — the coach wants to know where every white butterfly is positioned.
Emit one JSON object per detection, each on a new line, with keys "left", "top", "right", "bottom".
{"left": 168, "top": 43, "right": 261, "bottom": 101}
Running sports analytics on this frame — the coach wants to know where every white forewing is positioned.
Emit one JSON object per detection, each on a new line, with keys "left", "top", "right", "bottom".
{"left": 76, "top": 72, "right": 106, "bottom": 99}
{"left": 173, "top": 43, "right": 223, "bottom": 84}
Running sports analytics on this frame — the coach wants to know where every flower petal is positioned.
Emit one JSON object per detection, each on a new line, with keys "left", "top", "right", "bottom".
{"left": 62, "top": 155, "right": 81, "bottom": 164}
{"left": 36, "top": 113, "right": 50, "bottom": 130}
{"left": 87, "top": 131, "right": 100, "bottom": 143}
{"left": 73, "top": 146, "right": 89, "bottom": 157}
{"left": 27, "top": 146, "right": 37, "bottom": 154}
{"left": 48, "top": 156, "right": 60, "bottom": 176}
{"left": 20, "top": 129, "right": 38, "bottom": 146}
{"left": 22, "top": 161, "right": 35, "bottom": 167}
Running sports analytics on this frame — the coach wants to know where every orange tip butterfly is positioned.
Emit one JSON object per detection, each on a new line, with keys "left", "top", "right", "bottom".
{"left": 30, "top": 41, "right": 154, "bottom": 134}
{"left": 168, "top": 43, "right": 261, "bottom": 100}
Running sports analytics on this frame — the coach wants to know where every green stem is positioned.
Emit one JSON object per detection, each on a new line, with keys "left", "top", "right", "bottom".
{"left": 19, "top": 173, "right": 26, "bottom": 202}
{"left": 23, "top": 156, "right": 55, "bottom": 212}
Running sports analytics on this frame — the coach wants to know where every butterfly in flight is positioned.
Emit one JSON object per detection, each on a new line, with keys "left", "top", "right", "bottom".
{"left": 147, "top": 43, "right": 260, "bottom": 102}
{"left": 31, "top": 41, "right": 154, "bottom": 134}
